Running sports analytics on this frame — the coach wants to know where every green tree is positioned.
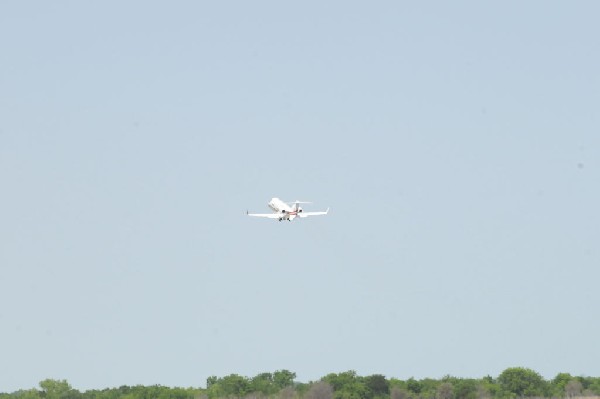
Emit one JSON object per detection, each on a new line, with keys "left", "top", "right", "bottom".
{"left": 321, "top": 372, "right": 370, "bottom": 399}
{"left": 9, "top": 390, "right": 42, "bottom": 399}
{"left": 39, "top": 380, "right": 79, "bottom": 399}
{"left": 206, "top": 374, "right": 250, "bottom": 398}
{"left": 587, "top": 377, "right": 600, "bottom": 395}
{"left": 453, "top": 379, "right": 477, "bottom": 399}
{"left": 551, "top": 373, "right": 573, "bottom": 397}
{"left": 333, "top": 383, "right": 371, "bottom": 399}
{"left": 477, "top": 376, "right": 499, "bottom": 399}
{"left": 293, "top": 382, "right": 309, "bottom": 397}
{"left": 251, "top": 373, "right": 275, "bottom": 395}
{"left": 273, "top": 371, "right": 296, "bottom": 390}
{"left": 364, "top": 375, "right": 389, "bottom": 398}
{"left": 322, "top": 372, "right": 359, "bottom": 392}
{"left": 406, "top": 379, "right": 422, "bottom": 395}
{"left": 207, "top": 377, "right": 219, "bottom": 389}
{"left": 497, "top": 368, "right": 546, "bottom": 398}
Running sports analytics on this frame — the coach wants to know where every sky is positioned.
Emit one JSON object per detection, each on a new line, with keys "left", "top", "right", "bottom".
{"left": 1, "top": 0, "right": 599, "bottom": 393}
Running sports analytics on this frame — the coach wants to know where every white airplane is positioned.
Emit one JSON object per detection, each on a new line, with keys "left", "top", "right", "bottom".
{"left": 247, "top": 198, "right": 329, "bottom": 222}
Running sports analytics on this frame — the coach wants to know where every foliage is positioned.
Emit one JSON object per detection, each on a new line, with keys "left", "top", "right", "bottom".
{"left": 551, "top": 373, "right": 574, "bottom": 397}
{"left": 206, "top": 374, "right": 250, "bottom": 398}
{"left": 405, "top": 379, "right": 421, "bottom": 396}
{"left": 3, "top": 370, "right": 600, "bottom": 399}
{"left": 273, "top": 371, "right": 297, "bottom": 390}
{"left": 497, "top": 368, "right": 547, "bottom": 398}
{"left": 39, "top": 380, "right": 78, "bottom": 399}
{"left": 587, "top": 377, "right": 600, "bottom": 395}
{"left": 323, "top": 372, "right": 370, "bottom": 399}
{"left": 364, "top": 375, "right": 389, "bottom": 398}
{"left": 205, "top": 370, "right": 296, "bottom": 399}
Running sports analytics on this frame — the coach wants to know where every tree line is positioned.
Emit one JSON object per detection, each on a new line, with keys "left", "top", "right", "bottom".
{"left": 3, "top": 368, "right": 600, "bottom": 399}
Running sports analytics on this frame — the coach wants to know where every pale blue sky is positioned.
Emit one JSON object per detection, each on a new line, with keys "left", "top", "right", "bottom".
{"left": 1, "top": 1, "right": 599, "bottom": 393}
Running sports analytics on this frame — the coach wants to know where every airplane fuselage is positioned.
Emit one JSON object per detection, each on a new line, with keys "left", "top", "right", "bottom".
{"left": 268, "top": 197, "right": 302, "bottom": 221}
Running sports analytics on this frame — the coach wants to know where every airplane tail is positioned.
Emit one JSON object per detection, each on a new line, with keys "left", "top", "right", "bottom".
{"left": 288, "top": 200, "right": 311, "bottom": 212}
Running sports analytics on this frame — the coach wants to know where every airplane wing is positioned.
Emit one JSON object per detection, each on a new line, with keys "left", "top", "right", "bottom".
{"left": 298, "top": 208, "right": 329, "bottom": 218}
{"left": 247, "top": 211, "right": 281, "bottom": 219}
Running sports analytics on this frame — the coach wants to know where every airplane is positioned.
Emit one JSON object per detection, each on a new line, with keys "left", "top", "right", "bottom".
{"left": 247, "top": 198, "right": 329, "bottom": 222}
